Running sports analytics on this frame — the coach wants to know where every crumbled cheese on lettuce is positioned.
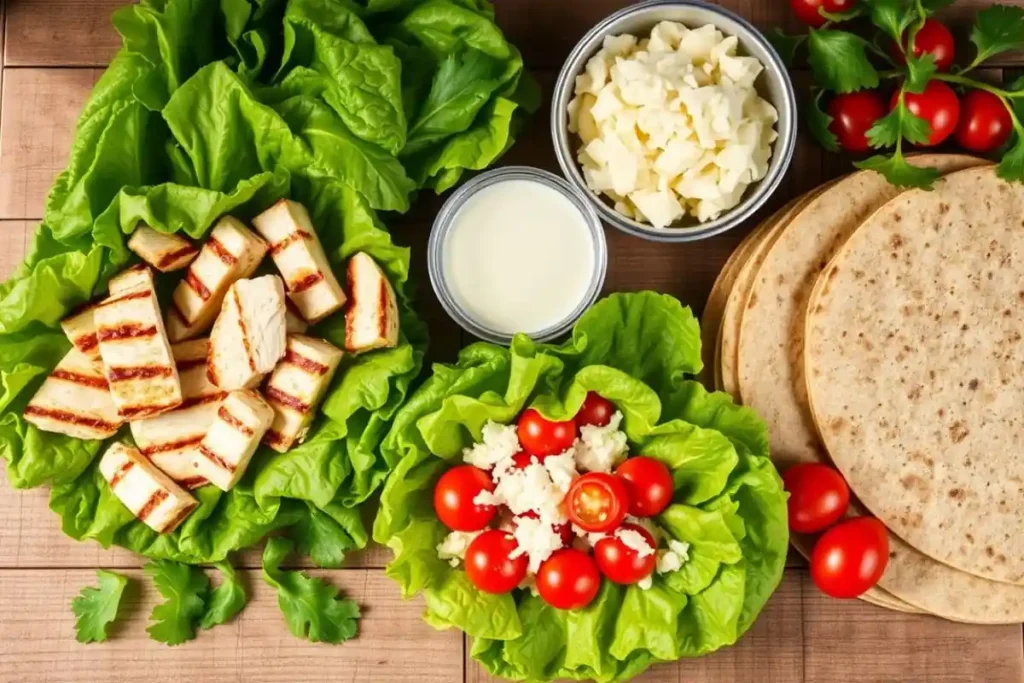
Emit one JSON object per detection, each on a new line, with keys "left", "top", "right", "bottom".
{"left": 509, "top": 515, "right": 565, "bottom": 573}
{"left": 462, "top": 421, "right": 520, "bottom": 470}
{"left": 436, "top": 530, "right": 482, "bottom": 567}
{"left": 575, "top": 411, "right": 629, "bottom": 472}
{"left": 475, "top": 461, "right": 567, "bottom": 524}
{"left": 543, "top": 450, "right": 579, "bottom": 493}
{"left": 615, "top": 527, "right": 656, "bottom": 557}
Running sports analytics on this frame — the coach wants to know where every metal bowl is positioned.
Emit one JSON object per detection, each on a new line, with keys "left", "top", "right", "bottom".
{"left": 551, "top": 0, "right": 797, "bottom": 243}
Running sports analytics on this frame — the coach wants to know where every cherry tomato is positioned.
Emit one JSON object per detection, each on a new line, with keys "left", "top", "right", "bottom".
{"left": 565, "top": 472, "right": 630, "bottom": 533}
{"left": 433, "top": 465, "right": 496, "bottom": 532}
{"left": 895, "top": 19, "right": 955, "bottom": 72}
{"left": 811, "top": 517, "right": 890, "bottom": 599}
{"left": 516, "top": 510, "right": 573, "bottom": 545}
{"left": 511, "top": 451, "right": 537, "bottom": 469}
{"left": 615, "top": 456, "right": 674, "bottom": 518}
{"left": 789, "top": 0, "right": 857, "bottom": 28}
{"left": 576, "top": 392, "right": 615, "bottom": 427}
{"left": 827, "top": 90, "right": 887, "bottom": 153}
{"left": 782, "top": 463, "right": 851, "bottom": 534}
{"left": 517, "top": 409, "right": 578, "bottom": 459}
{"left": 955, "top": 89, "right": 1014, "bottom": 154}
{"left": 594, "top": 524, "right": 658, "bottom": 585}
{"left": 464, "top": 530, "right": 528, "bottom": 594}
{"left": 536, "top": 548, "right": 601, "bottom": 610}
{"left": 891, "top": 81, "right": 960, "bottom": 146}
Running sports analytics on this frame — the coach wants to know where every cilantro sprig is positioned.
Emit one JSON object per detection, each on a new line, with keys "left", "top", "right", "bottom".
{"left": 778, "top": 1, "right": 1024, "bottom": 188}
{"left": 72, "top": 570, "right": 130, "bottom": 644}
{"left": 144, "top": 559, "right": 249, "bottom": 646}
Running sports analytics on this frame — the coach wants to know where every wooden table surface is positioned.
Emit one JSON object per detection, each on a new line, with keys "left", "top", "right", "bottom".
{"left": 0, "top": 1, "right": 1021, "bottom": 681}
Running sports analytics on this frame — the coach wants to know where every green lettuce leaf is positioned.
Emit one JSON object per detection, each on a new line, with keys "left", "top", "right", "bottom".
{"left": 373, "top": 292, "right": 788, "bottom": 681}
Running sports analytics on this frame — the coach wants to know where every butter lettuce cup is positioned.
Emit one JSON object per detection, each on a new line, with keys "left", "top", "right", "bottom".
{"left": 373, "top": 292, "right": 788, "bottom": 682}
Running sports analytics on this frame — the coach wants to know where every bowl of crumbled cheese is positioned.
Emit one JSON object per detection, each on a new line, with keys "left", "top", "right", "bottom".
{"left": 552, "top": 0, "right": 797, "bottom": 242}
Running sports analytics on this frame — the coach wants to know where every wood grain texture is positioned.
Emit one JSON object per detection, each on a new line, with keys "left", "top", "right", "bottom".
{"left": 0, "top": 568, "right": 463, "bottom": 683}
{"left": 4, "top": 0, "right": 123, "bottom": 67}
{"left": 0, "top": 68, "right": 100, "bottom": 220}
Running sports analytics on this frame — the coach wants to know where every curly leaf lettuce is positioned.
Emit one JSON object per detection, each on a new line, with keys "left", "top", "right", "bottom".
{"left": 373, "top": 292, "right": 788, "bottom": 681}
{"left": 2, "top": 0, "right": 533, "bottom": 567}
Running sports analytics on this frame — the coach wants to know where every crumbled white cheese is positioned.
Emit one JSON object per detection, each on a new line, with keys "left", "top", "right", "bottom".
{"left": 508, "top": 515, "right": 566, "bottom": 573}
{"left": 436, "top": 530, "right": 482, "bottom": 567}
{"left": 575, "top": 411, "right": 629, "bottom": 472}
{"left": 624, "top": 515, "right": 663, "bottom": 543}
{"left": 544, "top": 450, "right": 579, "bottom": 493}
{"left": 475, "top": 461, "right": 567, "bottom": 524}
{"left": 656, "top": 539, "right": 691, "bottom": 574}
{"left": 637, "top": 575, "right": 654, "bottom": 590}
{"left": 462, "top": 421, "right": 521, "bottom": 470}
{"left": 571, "top": 524, "right": 608, "bottom": 550}
{"left": 615, "top": 527, "right": 656, "bottom": 557}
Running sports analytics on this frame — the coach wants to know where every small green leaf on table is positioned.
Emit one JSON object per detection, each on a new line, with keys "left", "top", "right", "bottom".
{"left": 806, "top": 91, "right": 839, "bottom": 153}
{"left": 145, "top": 560, "right": 210, "bottom": 646}
{"left": 807, "top": 30, "right": 880, "bottom": 93}
{"left": 261, "top": 537, "right": 360, "bottom": 644}
{"left": 199, "top": 561, "right": 247, "bottom": 630}
{"left": 72, "top": 570, "right": 130, "bottom": 644}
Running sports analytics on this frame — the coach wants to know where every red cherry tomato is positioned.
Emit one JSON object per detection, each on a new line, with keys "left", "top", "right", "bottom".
{"left": 464, "top": 530, "right": 528, "bottom": 594}
{"left": 594, "top": 524, "right": 658, "bottom": 585}
{"left": 516, "top": 510, "right": 573, "bottom": 545}
{"left": 827, "top": 90, "right": 887, "bottom": 153}
{"left": 891, "top": 81, "right": 960, "bottom": 146}
{"left": 517, "top": 409, "right": 578, "bottom": 459}
{"left": 615, "top": 456, "right": 674, "bottom": 518}
{"left": 955, "top": 89, "right": 1014, "bottom": 154}
{"left": 811, "top": 517, "right": 890, "bottom": 599}
{"left": 433, "top": 465, "right": 496, "bottom": 532}
{"left": 782, "top": 463, "right": 851, "bottom": 534}
{"left": 511, "top": 451, "right": 537, "bottom": 469}
{"left": 576, "top": 392, "right": 615, "bottom": 427}
{"left": 565, "top": 472, "right": 630, "bottom": 533}
{"left": 895, "top": 19, "right": 955, "bottom": 72}
{"left": 535, "top": 548, "right": 601, "bottom": 610}
{"left": 789, "top": 0, "right": 857, "bottom": 28}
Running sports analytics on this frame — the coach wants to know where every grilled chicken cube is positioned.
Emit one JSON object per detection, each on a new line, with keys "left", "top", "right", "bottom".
{"left": 94, "top": 268, "right": 182, "bottom": 420}
{"left": 263, "top": 335, "right": 343, "bottom": 452}
{"left": 251, "top": 200, "right": 347, "bottom": 324}
{"left": 60, "top": 303, "right": 102, "bottom": 364}
{"left": 285, "top": 299, "right": 309, "bottom": 334}
{"left": 108, "top": 263, "right": 154, "bottom": 295}
{"left": 99, "top": 442, "right": 198, "bottom": 534}
{"left": 208, "top": 275, "right": 287, "bottom": 390}
{"left": 344, "top": 252, "right": 400, "bottom": 353}
{"left": 128, "top": 225, "right": 199, "bottom": 272}
{"left": 130, "top": 339, "right": 227, "bottom": 489}
{"left": 191, "top": 390, "right": 274, "bottom": 491}
{"left": 167, "top": 217, "right": 267, "bottom": 342}
{"left": 23, "top": 349, "right": 124, "bottom": 439}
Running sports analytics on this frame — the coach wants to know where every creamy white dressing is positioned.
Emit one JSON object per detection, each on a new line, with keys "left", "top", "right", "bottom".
{"left": 442, "top": 179, "right": 596, "bottom": 336}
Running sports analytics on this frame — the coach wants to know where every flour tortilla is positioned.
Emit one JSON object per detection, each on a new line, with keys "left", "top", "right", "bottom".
{"left": 737, "top": 155, "right": 985, "bottom": 468}
{"left": 805, "top": 165, "right": 1024, "bottom": 589}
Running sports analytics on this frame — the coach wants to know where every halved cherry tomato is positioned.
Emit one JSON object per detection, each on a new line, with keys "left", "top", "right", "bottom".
{"left": 789, "top": 0, "right": 857, "bottom": 28}
{"left": 811, "top": 517, "right": 889, "bottom": 599}
{"left": 433, "top": 465, "right": 496, "bottom": 532}
{"left": 782, "top": 463, "right": 850, "bottom": 534}
{"left": 615, "top": 456, "right": 674, "bottom": 517}
{"left": 576, "top": 392, "right": 615, "bottom": 427}
{"left": 892, "top": 81, "right": 960, "bottom": 146}
{"left": 895, "top": 19, "right": 955, "bottom": 72}
{"left": 465, "top": 530, "right": 528, "bottom": 594}
{"left": 536, "top": 548, "right": 601, "bottom": 609}
{"left": 516, "top": 510, "right": 573, "bottom": 545}
{"left": 565, "top": 472, "right": 630, "bottom": 533}
{"left": 594, "top": 524, "right": 658, "bottom": 585}
{"left": 517, "top": 409, "right": 578, "bottom": 459}
{"left": 828, "top": 90, "right": 887, "bottom": 153}
{"left": 955, "top": 89, "right": 1014, "bottom": 154}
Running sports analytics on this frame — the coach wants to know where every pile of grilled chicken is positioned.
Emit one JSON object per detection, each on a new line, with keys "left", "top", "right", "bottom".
{"left": 23, "top": 200, "right": 400, "bottom": 535}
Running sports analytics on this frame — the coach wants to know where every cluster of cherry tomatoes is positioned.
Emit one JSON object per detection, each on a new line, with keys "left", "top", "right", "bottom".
{"left": 792, "top": 0, "right": 1014, "bottom": 155}
{"left": 433, "top": 392, "right": 677, "bottom": 610}
{"left": 782, "top": 463, "right": 889, "bottom": 598}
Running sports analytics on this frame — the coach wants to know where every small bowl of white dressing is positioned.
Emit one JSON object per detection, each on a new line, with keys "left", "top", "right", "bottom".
{"left": 428, "top": 166, "right": 607, "bottom": 344}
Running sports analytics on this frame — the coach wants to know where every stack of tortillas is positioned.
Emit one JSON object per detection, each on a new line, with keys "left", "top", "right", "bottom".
{"left": 702, "top": 156, "right": 1024, "bottom": 623}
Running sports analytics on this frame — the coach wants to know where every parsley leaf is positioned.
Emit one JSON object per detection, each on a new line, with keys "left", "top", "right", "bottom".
{"left": 904, "top": 53, "right": 937, "bottom": 93}
{"left": 971, "top": 5, "right": 1024, "bottom": 65}
{"left": 856, "top": 154, "right": 941, "bottom": 188}
{"left": 866, "top": 94, "right": 932, "bottom": 147}
{"left": 72, "top": 570, "right": 129, "bottom": 644}
{"left": 145, "top": 560, "right": 210, "bottom": 646}
{"left": 864, "top": 0, "right": 919, "bottom": 42}
{"left": 807, "top": 30, "right": 880, "bottom": 93}
{"left": 768, "top": 28, "right": 806, "bottom": 66}
{"left": 921, "top": 0, "right": 955, "bottom": 11}
{"left": 199, "top": 562, "right": 247, "bottom": 630}
{"left": 262, "top": 537, "right": 360, "bottom": 644}
{"left": 290, "top": 503, "right": 361, "bottom": 569}
{"left": 997, "top": 76, "right": 1024, "bottom": 182}
{"left": 806, "top": 91, "right": 839, "bottom": 153}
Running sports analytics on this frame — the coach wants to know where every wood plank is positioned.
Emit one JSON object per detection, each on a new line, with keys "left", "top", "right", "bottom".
{"left": 466, "top": 572, "right": 805, "bottom": 682}
{"left": 802, "top": 582, "right": 1024, "bottom": 683}
{"left": 0, "top": 68, "right": 100, "bottom": 220}
{"left": 4, "top": 0, "right": 122, "bottom": 67}
{"left": 0, "top": 568, "right": 463, "bottom": 682}
{"left": 0, "top": 219, "right": 33, "bottom": 278}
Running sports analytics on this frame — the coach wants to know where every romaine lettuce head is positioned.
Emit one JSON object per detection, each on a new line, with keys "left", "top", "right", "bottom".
{"left": 1, "top": 0, "right": 535, "bottom": 565}
{"left": 373, "top": 292, "right": 789, "bottom": 681}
